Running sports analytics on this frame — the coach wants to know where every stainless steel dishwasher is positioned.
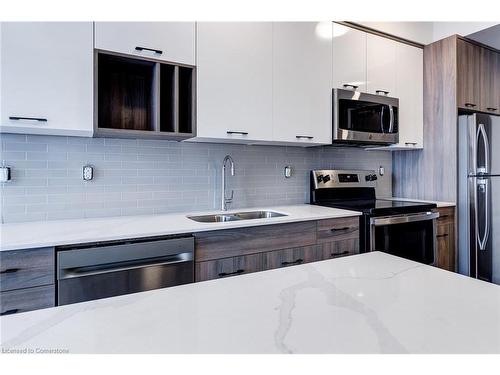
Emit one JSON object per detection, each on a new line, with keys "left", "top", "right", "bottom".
{"left": 56, "top": 235, "right": 194, "bottom": 306}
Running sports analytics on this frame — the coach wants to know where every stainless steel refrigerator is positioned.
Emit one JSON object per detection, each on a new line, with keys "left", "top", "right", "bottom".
{"left": 458, "top": 113, "right": 500, "bottom": 285}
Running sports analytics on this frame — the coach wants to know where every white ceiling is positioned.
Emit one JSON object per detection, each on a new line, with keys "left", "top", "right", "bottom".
{"left": 467, "top": 24, "right": 500, "bottom": 49}
{"left": 357, "top": 21, "right": 499, "bottom": 46}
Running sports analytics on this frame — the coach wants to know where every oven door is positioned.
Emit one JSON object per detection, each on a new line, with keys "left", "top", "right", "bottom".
{"left": 333, "top": 88, "right": 399, "bottom": 145}
{"left": 369, "top": 212, "right": 439, "bottom": 265}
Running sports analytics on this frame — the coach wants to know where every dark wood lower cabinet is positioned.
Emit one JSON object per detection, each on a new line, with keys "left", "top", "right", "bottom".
{"left": 435, "top": 207, "right": 456, "bottom": 272}
{"left": 0, "top": 285, "right": 55, "bottom": 316}
{"left": 263, "top": 245, "right": 316, "bottom": 270}
{"left": 0, "top": 247, "right": 56, "bottom": 316}
{"left": 317, "top": 238, "right": 359, "bottom": 260}
{"left": 195, "top": 217, "right": 360, "bottom": 282}
{"left": 196, "top": 253, "right": 264, "bottom": 282}
{"left": 0, "top": 247, "right": 55, "bottom": 292}
{"left": 194, "top": 221, "right": 316, "bottom": 262}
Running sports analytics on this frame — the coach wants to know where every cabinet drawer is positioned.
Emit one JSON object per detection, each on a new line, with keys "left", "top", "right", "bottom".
{"left": 317, "top": 239, "right": 360, "bottom": 260}
{"left": 195, "top": 221, "right": 316, "bottom": 262}
{"left": 317, "top": 217, "right": 359, "bottom": 244}
{"left": 0, "top": 285, "right": 55, "bottom": 316}
{"left": 436, "top": 222, "right": 455, "bottom": 272}
{"left": 0, "top": 247, "right": 55, "bottom": 292}
{"left": 195, "top": 253, "right": 264, "bottom": 282}
{"left": 436, "top": 207, "right": 455, "bottom": 224}
{"left": 263, "top": 245, "right": 319, "bottom": 270}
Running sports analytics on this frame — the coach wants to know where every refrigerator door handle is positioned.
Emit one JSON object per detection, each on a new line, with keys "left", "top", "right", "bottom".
{"left": 477, "top": 123, "right": 489, "bottom": 174}
{"left": 476, "top": 178, "right": 490, "bottom": 251}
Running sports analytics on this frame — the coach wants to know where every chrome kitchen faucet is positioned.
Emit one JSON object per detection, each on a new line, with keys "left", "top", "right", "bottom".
{"left": 221, "top": 155, "right": 235, "bottom": 211}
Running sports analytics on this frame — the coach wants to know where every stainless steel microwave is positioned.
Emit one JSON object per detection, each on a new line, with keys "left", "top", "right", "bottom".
{"left": 332, "top": 88, "right": 399, "bottom": 145}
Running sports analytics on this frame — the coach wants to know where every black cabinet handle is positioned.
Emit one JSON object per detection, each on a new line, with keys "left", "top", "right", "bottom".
{"left": 296, "top": 135, "right": 314, "bottom": 139}
{"left": 343, "top": 84, "right": 359, "bottom": 90}
{"left": 464, "top": 103, "right": 477, "bottom": 108}
{"left": 0, "top": 268, "right": 19, "bottom": 274}
{"left": 376, "top": 90, "right": 390, "bottom": 95}
{"left": 405, "top": 142, "right": 418, "bottom": 146}
{"left": 227, "top": 131, "right": 249, "bottom": 135}
{"left": 487, "top": 107, "right": 498, "bottom": 112}
{"left": 281, "top": 259, "right": 304, "bottom": 266}
{"left": 135, "top": 46, "right": 163, "bottom": 54}
{"left": 1, "top": 309, "right": 19, "bottom": 316}
{"left": 218, "top": 269, "right": 245, "bottom": 277}
{"left": 9, "top": 116, "right": 47, "bottom": 122}
{"left": 330, "top": 227, "right": 350, "bottom": 232}
{"left": 331, "top": 251, "right": 350, "bottom": 257}
{"left": 436, "top": 234, "right": 449, "bottom": 238}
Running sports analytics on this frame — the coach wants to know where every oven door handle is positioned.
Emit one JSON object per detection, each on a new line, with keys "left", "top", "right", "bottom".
{"left": 370, "top": 212, "right": 439, "bottom": 226}
{"left": 59, "top": 252, "right": 194, "bottom": 280}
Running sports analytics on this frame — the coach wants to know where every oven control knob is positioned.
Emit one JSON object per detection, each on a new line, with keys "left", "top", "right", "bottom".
{"left": 317, "top": 174, "right": 324, "bottom": 183}
{"left": 322, "top": 174, "right": 331, "bottom": 183}
{"left": 371, "top": 174, "right": 378, "bottom": 181}
{"left": 365, "top": 174, "right": 378, "bottom": 181}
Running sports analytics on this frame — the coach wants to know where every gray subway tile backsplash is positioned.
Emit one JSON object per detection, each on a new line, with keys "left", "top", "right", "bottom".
{"left": 0, "top": 134, "right": 392, "bottom": 223}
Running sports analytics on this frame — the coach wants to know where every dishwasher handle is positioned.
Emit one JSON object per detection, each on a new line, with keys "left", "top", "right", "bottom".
{"left": 59, "top": 252, "right": 193, "bottom": 280}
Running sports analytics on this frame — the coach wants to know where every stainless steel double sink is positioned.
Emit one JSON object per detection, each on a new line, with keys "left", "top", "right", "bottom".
{"left": 187, "top": 210, "right": 287, "bottom": 223}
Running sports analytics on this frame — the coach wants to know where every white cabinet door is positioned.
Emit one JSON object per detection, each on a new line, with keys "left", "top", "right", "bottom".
{"left": 332, "top": 23, "right": 367, "bottom": 92}
{"left": 366, "top": 42, "right": 424, "bottom": 151}
{"left": 366, "top": 33, "right": 397, "bottom": 96}
{"left": 95, "top": 22, "right": 195, "bottom": 65}
{"left": 272, "top": 22, "right": 332, "bottom": 145}
{"left": 196, "top": 22, "right": 273, "bottom": 143}
{"left": 1, "top": 22, "right": 93, "bottom": 137}
{"left": 395, "top": 43, "right": 423, "bottom": 148}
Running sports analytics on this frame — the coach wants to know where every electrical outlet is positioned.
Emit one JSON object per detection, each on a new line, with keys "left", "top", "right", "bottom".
{"left": 0, "top": 166, "right": 11, "bottom": 182}
{"left": 83, "top": 165, "right": 94, "bottom": 181}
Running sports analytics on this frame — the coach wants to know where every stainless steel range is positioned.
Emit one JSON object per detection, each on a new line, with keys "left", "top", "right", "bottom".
{"left": 310, "top": 169, "right": 439, "bottom": 265}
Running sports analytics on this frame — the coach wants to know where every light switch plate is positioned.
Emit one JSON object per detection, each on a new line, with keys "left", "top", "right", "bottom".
{"left": 83, "top": 165, "right": 94, "bottom": 181}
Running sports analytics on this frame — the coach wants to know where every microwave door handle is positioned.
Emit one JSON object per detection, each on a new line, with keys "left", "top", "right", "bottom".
{"left": 389, "top": 105, "right": 394, "bottom": 133}
{"left": 380, "top": 105, "right": 385, "bottom": 133}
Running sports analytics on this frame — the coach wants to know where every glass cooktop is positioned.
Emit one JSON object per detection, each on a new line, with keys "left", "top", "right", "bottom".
{"left": 317, "top": 199, "right": 437, "bottom": 216}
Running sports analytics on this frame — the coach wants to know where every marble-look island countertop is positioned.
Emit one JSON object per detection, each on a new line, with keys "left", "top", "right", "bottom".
{"left": 0, "top": 204, "right": 360, "bottom": 251}
{"left": 1, "top": 252, "right": 499, "bottom": 354}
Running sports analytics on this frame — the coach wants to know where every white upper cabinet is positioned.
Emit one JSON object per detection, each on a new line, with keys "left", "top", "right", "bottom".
{"left": 366, "top": 38, "right": 424, "bottom": 151}
{"left": 394, "top": 43, "right": 423, "bottom": 149}
{"left": 272, "top": 22, "right": 332, "bottom": 145}
{"left": 332, "top": 23, "right": 367, "bottom": 92}
{"left": 366, "top": 33, "right": 397, "bottom": 96}
{"left": 1, "top": 22, "right": 93, "bottom": 137}
{"left": 195, "top": 22, "right": 273, "bottom": 143}
{"left": 94, "top": 22, "right": 195, "bottom": 65}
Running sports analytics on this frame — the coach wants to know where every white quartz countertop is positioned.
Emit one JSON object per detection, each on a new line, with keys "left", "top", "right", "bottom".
{"left": 1, "top": 252, "right": 499, "bottom": 354}
{"left": 383, "top": 197, "right": 455, "bottom": 208}
{"left": 0, "top": 204, "right": 360, "bottom": 251}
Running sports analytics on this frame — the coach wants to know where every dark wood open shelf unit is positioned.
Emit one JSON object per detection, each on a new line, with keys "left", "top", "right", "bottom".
{"left": 95, "top": 51, "right": 196, "bottom": 140}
